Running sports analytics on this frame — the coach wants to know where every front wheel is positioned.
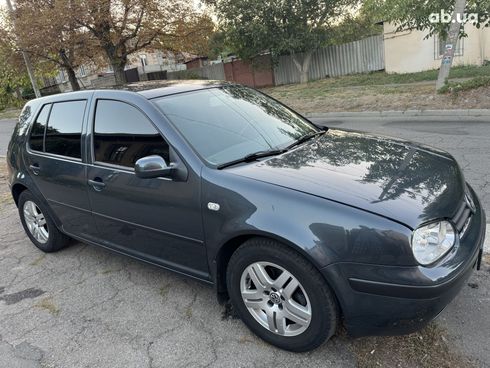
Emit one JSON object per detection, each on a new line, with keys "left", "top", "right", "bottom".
{"left": 226, "top": 238, "right": 338, "bottom": 352}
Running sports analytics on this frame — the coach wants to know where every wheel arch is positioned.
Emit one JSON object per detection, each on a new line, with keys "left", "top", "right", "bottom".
{"left": 213, "top": 231, "right": 341, "bottom": 312}
{"left": 10, "top": 179, "right": 62, "bottom": 229}
{"left": 11, "top": 182, "right": 29, "bottom": 206}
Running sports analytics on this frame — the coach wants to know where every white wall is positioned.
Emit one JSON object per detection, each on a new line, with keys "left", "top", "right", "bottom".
{"left": 384, "top": 22, "right": 489, "bottom": 74}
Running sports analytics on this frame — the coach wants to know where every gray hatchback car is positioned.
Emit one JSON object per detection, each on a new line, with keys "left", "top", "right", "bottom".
{"left": 7, "top": 81, "right": 486, "bottom": 351}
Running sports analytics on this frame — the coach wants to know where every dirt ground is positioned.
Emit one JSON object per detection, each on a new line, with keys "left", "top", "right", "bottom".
{"left": 263, "top": 83, "right": 490, "bottom": 113}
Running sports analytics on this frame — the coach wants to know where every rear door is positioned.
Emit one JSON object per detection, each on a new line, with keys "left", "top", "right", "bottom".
{"left": 85, "top": 94, "right": 208, "bottom": 279}
{"left": 23, "top": 98, "right": 97, "bottom": 239}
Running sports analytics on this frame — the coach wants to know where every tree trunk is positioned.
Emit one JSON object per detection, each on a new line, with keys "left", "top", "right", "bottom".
{"left": 58, "top": 49, "right": 80, "bottom": 91}
{"left": 291, "top": 51, "right": 314, "bottom": 84}
{"left": 100, "top": 42, "right": 128, "bottom": 85}
{"left": 436, "top": 0, "right": 467, "bottom": 91}
{"left": 112, "top": 63, "right": 127, "bottom": 85}
{"left": 65, "top": 66, "right": 80, "bottom": 91}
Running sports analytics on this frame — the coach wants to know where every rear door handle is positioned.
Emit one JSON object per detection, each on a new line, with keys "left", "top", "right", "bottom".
{"left": 88, "top": 178, "right": 106, "bottom": 191}
{"left": 29, "top": 164, "right": 40, "bottom": 175}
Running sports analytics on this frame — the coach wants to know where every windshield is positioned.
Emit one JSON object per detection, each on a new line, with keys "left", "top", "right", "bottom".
{"left": 152, "top": 85, "right": 318, "bottom": 166}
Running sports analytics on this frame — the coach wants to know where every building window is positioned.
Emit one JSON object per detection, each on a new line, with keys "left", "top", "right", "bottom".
{"left": 435, "top": 35, "right": 464, "bottom": 59}
{"left": 140, "top": 54, "right": 148, "bottom": 67}
{"left": 79, "top": 65, "right": 86, "bottom": 77}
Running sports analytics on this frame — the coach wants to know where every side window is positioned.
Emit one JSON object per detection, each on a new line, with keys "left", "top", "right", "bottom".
{"left": 45, "top": 100, "right": 86, "bottom": 159}
{"left": 93, "top": 100, "right": 169, "bottom": 168}
{"left": 28, "top": 104, "right": 51, "bottom": 151}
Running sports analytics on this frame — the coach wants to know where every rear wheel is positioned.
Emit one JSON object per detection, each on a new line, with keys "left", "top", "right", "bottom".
{"left": 18, "top": 190, "right": 70, "bottom": 252}
{"left": 227, "top": 238, "right": 338, "bottom": 352}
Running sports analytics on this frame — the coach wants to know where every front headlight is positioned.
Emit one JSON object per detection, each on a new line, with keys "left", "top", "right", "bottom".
{"left": 411, "top": 221, "right": 456, "bottom": 265}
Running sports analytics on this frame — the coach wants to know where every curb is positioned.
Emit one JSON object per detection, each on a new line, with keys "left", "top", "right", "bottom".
{"left": 305, "top": 109, "right": 490, "bottom": 119}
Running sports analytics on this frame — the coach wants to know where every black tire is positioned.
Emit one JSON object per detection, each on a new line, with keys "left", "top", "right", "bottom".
{"left": 226, "top": 238, "right": 338, "bottom": 352}
{"left": 18, "top": 190, "right": 70, "bottom": 253}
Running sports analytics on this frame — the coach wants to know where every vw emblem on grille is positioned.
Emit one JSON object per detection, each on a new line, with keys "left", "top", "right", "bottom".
{"left": 465, "top": 192, "right": 476, "bottom": 214}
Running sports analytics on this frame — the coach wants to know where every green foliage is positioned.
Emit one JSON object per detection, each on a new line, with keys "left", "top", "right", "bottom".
{"left": 0, "top": 42, "right": 31, "bottom": 110}
{"left": 438, "top": 76, "right": 490, "bottom": 94}
{"left": 212, "top": 0, "right": 357, "bottom": 60}
{"left": 374, "top": 0, "right": 490, "bottom": 39}
{"left": 207, "top": 31, "right": 231, "bottom": 60}
{"left": 329, "top": 4, "right": 383, "bottom": 45}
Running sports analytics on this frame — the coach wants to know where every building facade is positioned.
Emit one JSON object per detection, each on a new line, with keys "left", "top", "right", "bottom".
{"left": 41, "top": 50, "right": 194, "bottom": 94}
{"left": 383, "top": 22, "right": 490, "bottom": 73}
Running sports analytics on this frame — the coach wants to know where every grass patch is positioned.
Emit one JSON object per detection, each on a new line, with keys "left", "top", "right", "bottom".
{"left": 29, "top": 254, "right": 46, "bottom": 266}
{"left": 438, "top": 76, "right": 490, "bottom": 94}
{"left": 0, "top": 192, "right": 12, "bottom": 207}
{"left": 262, "top": 65, "right": 490, "bottom": 113}
{"left": 264, "top": 65, "right": 490, "bottom": 95}
{"left": 184, "top": 305, "right": 193, "bottom": 319}
{"left": 350, "top": 323, "right": 475, "bottom": 368}
{"left": 34, "top": 297, "right": 60, "bottom": 316}
{"left": 101, "top": 268, "right": 122, "bottom": 274}
{"left": 159, "top": 284, "right": 171, "bottom": 298}
{"left": 0, "top": 160, "right": 12, "bottom": 210}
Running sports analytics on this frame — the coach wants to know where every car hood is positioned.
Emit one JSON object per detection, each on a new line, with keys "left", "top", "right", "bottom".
{"left": 228, "top": 129, "right": 465, "bottom": 229}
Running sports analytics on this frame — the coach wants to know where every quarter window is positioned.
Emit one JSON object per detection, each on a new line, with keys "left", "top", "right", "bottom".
{"left": 45, "top": 100, "right": 86, "bottom": 159}
{"left": 93, "top": 100, "right": 169, "bottom": 168}
{"left": 29, "top": 104, "right": 51, "bottom": 151}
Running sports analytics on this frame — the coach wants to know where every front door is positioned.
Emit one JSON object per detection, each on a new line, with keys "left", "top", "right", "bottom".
{"left": 23, "top": 99, "right": 97, "bottom": 239}
{"left": 86, "top": 97, "right": 208, "bottom": 279}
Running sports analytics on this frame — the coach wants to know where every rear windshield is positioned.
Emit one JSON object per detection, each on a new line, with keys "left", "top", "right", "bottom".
{"left": 152, "top": 86, "right": 316, "bottom": 166}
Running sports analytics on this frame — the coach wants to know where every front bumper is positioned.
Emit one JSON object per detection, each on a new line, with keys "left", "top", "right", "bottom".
{"left": 322, "top": 188, "right": 486, "bottom": 337}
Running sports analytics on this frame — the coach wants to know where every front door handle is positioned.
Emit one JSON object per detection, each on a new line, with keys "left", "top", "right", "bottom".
{"left": 29, "top": 164, "right": 40, "bottom": 175}
{"left": 88, "top": 178, "right": 106, "bottom": 191}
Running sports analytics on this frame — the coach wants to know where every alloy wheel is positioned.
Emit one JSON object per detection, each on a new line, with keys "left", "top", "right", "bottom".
{"left": 240, "top": 261, "right": 312, "bottom": 336}
{"left": 23, "top": 200, "right": 49, "bottom": 244}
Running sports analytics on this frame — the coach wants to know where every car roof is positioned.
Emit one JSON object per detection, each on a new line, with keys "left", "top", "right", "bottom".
{"left": 129, "top": 80, "right": 231, "bottom": 99}
{"left": 27, "top": 80, "right": 234, "bottom": 106}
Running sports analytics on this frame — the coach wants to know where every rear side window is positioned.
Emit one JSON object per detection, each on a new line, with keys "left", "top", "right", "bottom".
{"left": 29, "top": 104, "right": 51, "bottom": 151}
{"left": 45, "top": 100, "right": 86, "bottom": 159}
{"left": 93, "top": 100, "right": 169, "bottom": 168}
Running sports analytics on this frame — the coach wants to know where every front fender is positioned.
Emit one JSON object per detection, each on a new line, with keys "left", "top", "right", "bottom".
{"left": 202, "top": 169, "right": 415, "bottom": 280}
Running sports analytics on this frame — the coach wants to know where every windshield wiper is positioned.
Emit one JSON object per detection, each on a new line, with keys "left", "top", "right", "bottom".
{"left": 217, "top": 148, "right": 286, "bottom": 170}
{"left": 286, "top": 130, "right": 325, "bottom": 150}
{"left": 216, "top": 129, "right": 325, "bottom": 170}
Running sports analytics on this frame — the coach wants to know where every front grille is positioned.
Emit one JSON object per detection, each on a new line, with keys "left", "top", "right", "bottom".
{"left": 452, "top": 189, "right": 475, "bottom": 238}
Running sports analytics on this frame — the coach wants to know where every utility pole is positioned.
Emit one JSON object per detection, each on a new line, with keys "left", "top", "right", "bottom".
{"left": 436, "top": 0, "right": 467, "bottom": 91}
{"left": 5, "top": 0, "right": 41, "bottom": 98}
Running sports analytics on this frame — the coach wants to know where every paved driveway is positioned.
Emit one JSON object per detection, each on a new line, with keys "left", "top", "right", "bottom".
{"left": 0, "top": 116, "right": 489, "bottom": 367}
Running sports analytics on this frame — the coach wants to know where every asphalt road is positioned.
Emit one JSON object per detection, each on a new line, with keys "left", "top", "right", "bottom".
{"left": 0, "top": 119, "right": 15, "bottom": 156}
{"left": 1, "top": 115, "right": 490, "bottom": 367}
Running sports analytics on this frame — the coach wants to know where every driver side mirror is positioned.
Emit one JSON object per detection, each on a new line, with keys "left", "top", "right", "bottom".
{"left": 135, "top": 155, "right": 175, "bottom": 179}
